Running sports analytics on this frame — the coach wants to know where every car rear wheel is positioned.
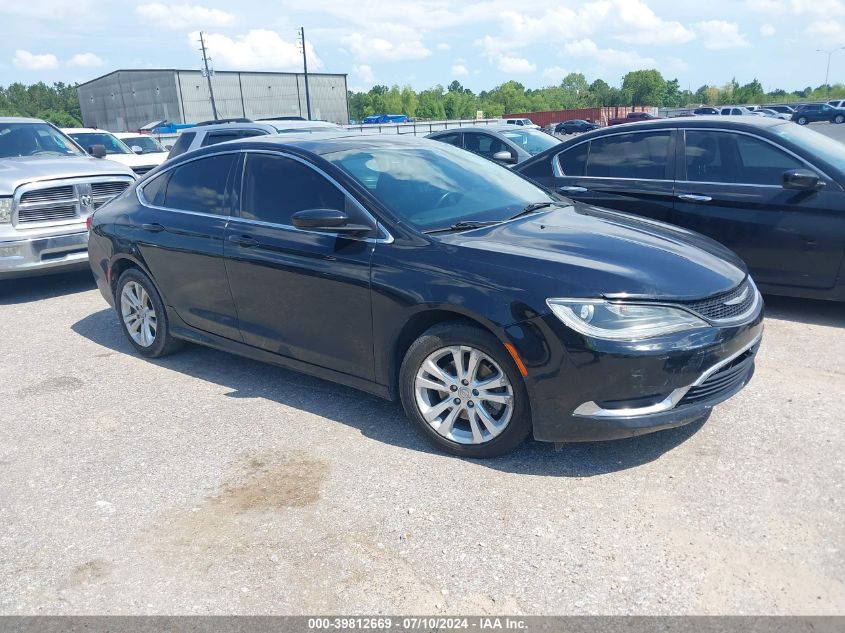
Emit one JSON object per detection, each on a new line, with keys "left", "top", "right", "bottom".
{"left": 399, "top": 323, "right": 531, "bottom": 457}
{"left": 797, "top": 116, "right": 809, "bottom": 125}
{"left": 116, "top": 268, "right": 182, "bottom": 358}
{"left": 834, "top": 114, "right": 845, "bottom": 124}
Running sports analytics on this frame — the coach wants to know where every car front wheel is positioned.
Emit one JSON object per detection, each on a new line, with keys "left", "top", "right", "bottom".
{"left": 116, "top": 268, "right": 182, "bottom": 358}
{"left": 399, "top": 323, "right": 531, "bottom": 457}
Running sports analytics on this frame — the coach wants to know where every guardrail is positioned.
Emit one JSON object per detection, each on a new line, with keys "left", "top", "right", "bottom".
{"left": 344, "top": 119, "right": 503, "bottom": 136}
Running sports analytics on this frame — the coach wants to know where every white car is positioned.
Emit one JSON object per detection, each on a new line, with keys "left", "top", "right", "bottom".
{"left": 113, "top": 133, "right": 170, "bottom": 167}
{"left": 754, "top": 108, "right": 792, "bottom": 121}
{"left": 502, "top": 118, "right": 540, "bottom": 129}
{"left": 62, "top": 128, "right": 162, "bottom": 177}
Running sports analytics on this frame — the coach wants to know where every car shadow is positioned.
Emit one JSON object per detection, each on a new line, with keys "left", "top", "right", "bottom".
{"left": 0, "top": 270, "right": 96, "bottom": 305}
{"left": 72, "top": 308, "right": 706, "bottom": 477}
{"left": 763, "top": 294, "right": 845, "bottom": 328}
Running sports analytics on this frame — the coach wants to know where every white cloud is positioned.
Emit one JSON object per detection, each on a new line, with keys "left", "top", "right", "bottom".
{"left": 695, "top": 21, "right": 751, "bottom": 49}
{"left": 497, "top": 55, "right": 536, "bottom": 74}
{"left": 190, "top": 30, "right": 323, "bottom": 71}
{"left": 353, "top": 64, "right": 375, "bottom": 84}
{"left": 136, "top": 3, "right": 235, "bottom": 29}
{"left": 542, "top": 66, "right": 569, "bottom": 82}
{"left": 67, "top": 52, "right": 104, "bottom": 68}
{"left": 436, "top": 43, "right": 451, "bottom": 51}
{"left": 451, "top": 63, "right": 469, "bottom": 76}
{"left": 342, "top": 29, "right": 430, "bottom": 62}
{"left": 805, "top": 20, "right": 845, "bottom": 46}
{"left": 760, "top": 23, "right": 777, "bottom": 37}
{"left": 12, "top": 49, "right": 59, "bottom": 70}
{"left": 564, "top": 38, "right": 656, "bottom": 68}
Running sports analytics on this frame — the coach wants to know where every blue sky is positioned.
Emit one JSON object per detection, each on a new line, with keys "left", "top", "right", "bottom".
{"left": 1, "top": 0, "right": 844, "bottom": 93}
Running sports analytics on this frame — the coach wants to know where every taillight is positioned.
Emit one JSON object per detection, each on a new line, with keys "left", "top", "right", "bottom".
{"left": 86, "top": 215, "right": 93, "bottom": 231}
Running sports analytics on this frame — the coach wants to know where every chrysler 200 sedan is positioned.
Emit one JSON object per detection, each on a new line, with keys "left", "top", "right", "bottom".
{"left": 88, "top": 134, "right": 763, "bottom": 458}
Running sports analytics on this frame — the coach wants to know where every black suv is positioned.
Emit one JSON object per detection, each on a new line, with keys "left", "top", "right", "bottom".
{"left": 792, "top": 103, "right": 845, "bottom": 125}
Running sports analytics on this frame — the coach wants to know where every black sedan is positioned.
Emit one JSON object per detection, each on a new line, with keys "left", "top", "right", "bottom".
{"left": 517, "top": 117, "right": 845, "bottom": 301}
{"left": 88, "top": 134, "right": 763, "bottom": 457}
{"left": 555, "top": 119, "right": 600, "bottom": 135}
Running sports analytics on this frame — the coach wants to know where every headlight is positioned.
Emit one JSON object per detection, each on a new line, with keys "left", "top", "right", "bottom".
{"left": 0, "top": 198, "right": 11, "bottom": 224}
{"left": 546, "top": 298, "right": 708, "bottom": 341}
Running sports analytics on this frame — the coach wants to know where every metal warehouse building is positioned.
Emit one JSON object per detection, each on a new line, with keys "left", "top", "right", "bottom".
{"left": 77, "top": 69, "right": 349, "bottom": 132}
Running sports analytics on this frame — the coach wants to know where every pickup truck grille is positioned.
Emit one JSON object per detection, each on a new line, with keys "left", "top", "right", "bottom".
{"left": 14, "top": 178, "right": 133, "bottom": 226}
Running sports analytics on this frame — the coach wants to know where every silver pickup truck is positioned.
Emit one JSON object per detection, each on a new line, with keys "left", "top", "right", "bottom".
{"left": 0, "top": 117, "right": 135, "bottom": 278}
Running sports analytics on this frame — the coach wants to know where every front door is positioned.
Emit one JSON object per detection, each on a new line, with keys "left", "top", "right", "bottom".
{"left": 673, "top": 129, "right": 845, "bottom": 289}
{"left": 223, "top": 151, "right": 377, "bottom": 379}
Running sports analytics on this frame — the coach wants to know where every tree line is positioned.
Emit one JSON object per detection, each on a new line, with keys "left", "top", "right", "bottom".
{"left": 348, "top": 70, "right": 845, "bottom": 121}
{"left": 1, "top": 70, "right": 844, "bottom": 126}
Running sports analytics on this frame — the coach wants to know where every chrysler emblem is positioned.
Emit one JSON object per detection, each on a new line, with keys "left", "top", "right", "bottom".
{"left": 723, "top": 287, "right": 749, "bottom": 306}
{"left": 80, "top": 194, "right": 94, "bottom": 207}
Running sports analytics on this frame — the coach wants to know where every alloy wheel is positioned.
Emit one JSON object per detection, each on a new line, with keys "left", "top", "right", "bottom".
{"left": 120, "top": 281, "right": 157, "bottom": 347}
{"left": 414, "top": 345, "right": 514, "bottom": 445}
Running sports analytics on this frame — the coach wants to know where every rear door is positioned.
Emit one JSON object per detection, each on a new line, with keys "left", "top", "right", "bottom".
{"left": 673, "top": 128, "right": 845, "bottom": 289}
{"left": 130, "top": 152, "right": 241, "bottom": 339}
{"left": 545, "top": 129, "right": 676, "bottom": 222}
{"left": 223, "top": 151, "right": 378, "bottom": 379}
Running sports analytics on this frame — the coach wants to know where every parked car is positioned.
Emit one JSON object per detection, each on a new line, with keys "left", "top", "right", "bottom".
{"left": 515, "top": 117, "right": 845, "bottom": 301}
{"left": 113, "top": 132, "right": 169, "bottom": 167}
{"left": 502, "top": 118, "right": 539, "bottom": 128}
{"left": 63, "top": 128, "right": 162, "bottom": 177}
{"left": 607, "top": 112, "right": 658, "bottom": 126}
{"left": 764, "top": 105, "right": 796, "bottom": 116}
{"left": 88, "top": 134, "right": 763, "bottom": 457}
{"left": 792, "top": 103, "right": 845, "bottom": 125}
{"left": 555, "top": 119, "right": 600, "bottom": 135}
{"left": 426, "top": 126, "right": 560, "bottom": 166}
{"left": 719, "top": 106, "right": 753, "bottom": 116}
{"left": 167, "top": 119, "right": 343, "bottom": 159}
{"left": 754, "top": 108, "right": 791, "bottom": 121}
{"left": 693, "top": 107, "right": 720, "bottom": 115}
{"left": 0, "top": 117, "right": 134, "bottom": 278}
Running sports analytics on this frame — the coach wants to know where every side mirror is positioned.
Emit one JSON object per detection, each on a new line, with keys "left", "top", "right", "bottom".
{"left": 88, "top": 144, "right": 107, "bottom": 158}
{"left": 131, "top": 146, "right": 144, "bottom": 154}
{"left": 492, "top": 150, "right": 517, "bottom": 164}
{"left": 291, "top": 208, "right": 371, "bottom": 235}
{"left": 783, "top": 169, "right": 823, "bottom": 191}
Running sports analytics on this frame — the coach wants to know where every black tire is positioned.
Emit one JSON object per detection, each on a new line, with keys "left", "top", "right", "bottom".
{"left": 834, "top": 114, "right": 845, "bottom": 124}
{"left": 399, "top": 323, "right": 531, "bottom": 458}
{"left": 115, "top": 268, "right": 182, "bottom": 358}
{"left": 797, "top": 116, "right": 809, "bottom": 125}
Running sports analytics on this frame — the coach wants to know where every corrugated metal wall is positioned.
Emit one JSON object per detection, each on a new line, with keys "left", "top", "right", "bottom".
{"left": 79, "top": 70, "right": 349, "bottom": 132}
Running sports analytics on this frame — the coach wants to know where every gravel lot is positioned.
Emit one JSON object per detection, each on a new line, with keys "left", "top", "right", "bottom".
{"left": 1, "top": 122, "right": 843, "bottom": 616}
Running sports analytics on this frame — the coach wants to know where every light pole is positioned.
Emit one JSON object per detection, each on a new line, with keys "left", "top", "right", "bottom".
{"left": 817, "top": 46, "right": 845, "bottom": 97}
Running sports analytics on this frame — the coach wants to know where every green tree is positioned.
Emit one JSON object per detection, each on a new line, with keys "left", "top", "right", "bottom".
{"left": 621, "top": 69, "right": 666, "bottom": 106}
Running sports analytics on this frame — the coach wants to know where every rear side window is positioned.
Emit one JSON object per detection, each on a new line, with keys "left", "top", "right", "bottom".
{"left": 463, "top": 132, "right": 510, "bottom": 159}
{"left": 586, "top": 132, "right": 670, "bottom": 180}
{"left": 141, "top": 171, "right": 170, "bottom": 206}
{"left": 168, "top": 132, "right": 195, "bottom": 158}
{"left": 556, "top": 143, "right": 588, "bottom": 176}
{"left": 201, "top": 129, "right": 266, "bottom": 147}
{"left": 163, "top": 153, "right": 236, "bottom": 215}
{"left": 433, "top": 132, "right": 461, "bottom": 147}
{"left": 240, "top": 153, "right": 346, "bottom": 226}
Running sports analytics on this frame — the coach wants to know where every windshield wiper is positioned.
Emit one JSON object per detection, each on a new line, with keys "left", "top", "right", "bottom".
{"left": 423, "top": 220, "right": 502, "bottom": 234}
{"left": 507, "top": 201, "right": 556, "bottom": 221}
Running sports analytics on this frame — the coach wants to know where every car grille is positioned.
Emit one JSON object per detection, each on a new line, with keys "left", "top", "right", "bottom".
{"left": 680, "top": 346, "right": 757, "bottom": 406}
{"left": 15, "top": 178, "right": 133, "bottom": 226}
{"left": 680, "top": 279, "right": 757, "bottom": 323}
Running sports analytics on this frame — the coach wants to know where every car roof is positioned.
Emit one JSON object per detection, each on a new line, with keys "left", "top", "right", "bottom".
{"left": 0, "top": 116, "right": 46, "bottom": 124}
{"left": 589, "top": 116, "right": 787, "bottom": 132}
{"left": 62, "top": 127, "right": 110, "bottom": 133}
{"left": 193, "top": 121, "right": 278, "bottom": 133}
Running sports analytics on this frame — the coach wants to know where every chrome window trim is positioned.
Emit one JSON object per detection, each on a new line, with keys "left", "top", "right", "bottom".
{"left": 573, "top": 330, "right": 762, "bottom": 418}
{"left": 136, "top": 148, "right": 394, "bottom": 245}
{"left": 552, "top": 127, "right": 673, "bottom": 179}
{"left": 680, "top": 127, "right": 833, "bottom": 185}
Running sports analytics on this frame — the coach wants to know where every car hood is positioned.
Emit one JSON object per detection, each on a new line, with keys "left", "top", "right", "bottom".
{"left": 102, "top": 153, "right": 163, "bottom": 168}
{"left": 0, "top": 155, "right": 135, "bottom": 193}
{"left": 437, "top": 203, "right": 747, "bottom": 301}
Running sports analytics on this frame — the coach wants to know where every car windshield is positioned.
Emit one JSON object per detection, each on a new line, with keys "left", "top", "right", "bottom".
{"left": 120, "top": 136, "right": 164, "bottom": 153}
{"left": 324, "top": 143, "right": 556, "bottom": 231}
{"left": 501, "top": 128, "right": 561, "bottom": 155}
{"left": 772, "top": 123, "right": 845, "bottom": 172}
{"left": 0, "top": 122, "right": 84, "bottom": 158}
{"left": 68, "top": 132, "right": 132, "bottom": 155}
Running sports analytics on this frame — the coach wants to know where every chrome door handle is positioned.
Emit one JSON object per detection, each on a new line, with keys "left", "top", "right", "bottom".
{"left": 141, "top": 223, "right": 165, "bottom": 232}
{"left": 227, "top": 234, "right": 259, "bottom": 247}
{"left": 558, "top": 186, "right": 589, "bottom": 193}
{"left": 677, "top": 194, "right": 712, "bottom": 202}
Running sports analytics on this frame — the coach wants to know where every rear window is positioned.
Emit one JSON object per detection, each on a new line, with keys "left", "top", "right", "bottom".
{"left": 586, "top": 132, "right": 671, "bottom": 180}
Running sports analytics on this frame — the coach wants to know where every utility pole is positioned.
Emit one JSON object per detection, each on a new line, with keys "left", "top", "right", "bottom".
{"left": 817, "top": 47, "right": 845, "bottom": 97}
{"left": 199, "top": 31, "right": 219, "bottom": 120}
{"left": 299, "top": 27, "right": 313, "bottom": 120}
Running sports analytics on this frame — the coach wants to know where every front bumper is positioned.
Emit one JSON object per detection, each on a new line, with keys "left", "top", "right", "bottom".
{"left": 0, "top": 230, "right": 90, "bottom": 278}
{"left": 505, "top": 305, "right": 764, "bottom": 443}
